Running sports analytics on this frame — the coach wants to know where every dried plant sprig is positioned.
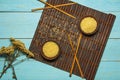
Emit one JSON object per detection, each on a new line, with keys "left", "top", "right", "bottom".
{"left": 13, "top": 57, "right": 29, "bottom": 66}
{"left": 39, "top": 0, "right": 76, "bottom": 19}
{"left": 0, "top": 52, "right": 18, "bottom": 79}
{"left": 0, "top": 46, "right": 15, "bottom": 55}
{"left": 0, "top": 37, "right": 35, "bottom": 79}
{"left": 32, "top": 2, "right": 76, "bottom": 12}
{"left": 11, "top": 65, "right": 17, "bottom": 80}
{"left": 10, "top": 38, "right": 34, "bottom": 57}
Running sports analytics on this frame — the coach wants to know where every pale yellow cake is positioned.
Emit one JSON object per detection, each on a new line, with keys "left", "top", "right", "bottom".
{"left": 42, "top": 41, "right": 59, "bottom": 59}
{"left": 80, "top": 17, "right": 97, "bottom": 34}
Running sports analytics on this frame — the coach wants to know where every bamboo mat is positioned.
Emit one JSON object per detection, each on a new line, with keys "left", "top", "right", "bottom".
{"left": 29, "top": 0, "right": 116, "bottom": 79}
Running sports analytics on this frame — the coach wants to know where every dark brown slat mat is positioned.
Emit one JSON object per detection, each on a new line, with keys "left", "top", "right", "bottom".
{"left": 29, "top": 0, "right": 116, "bottom": 80}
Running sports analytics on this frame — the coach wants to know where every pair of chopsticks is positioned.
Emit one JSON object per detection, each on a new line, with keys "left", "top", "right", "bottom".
{"left": 32, "top": 2, "right": 75, "bottom": 11}
{"left": 32, "top": 0, "right": 76, "bottom": 19}
{"left": 68, "top": 34, "right": 84, "bottom": 78}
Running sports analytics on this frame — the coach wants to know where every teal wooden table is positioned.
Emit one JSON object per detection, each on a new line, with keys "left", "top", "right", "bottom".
{"left": 0, "top": 0, "right": 120, "bottom": 80}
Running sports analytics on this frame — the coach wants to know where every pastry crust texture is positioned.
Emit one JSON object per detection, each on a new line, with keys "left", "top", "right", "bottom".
{"left": 80, "top": 17, "right": 97, "bottom": 34}
{"left": 42, "top": 41, "right": 59, "bottom": 59}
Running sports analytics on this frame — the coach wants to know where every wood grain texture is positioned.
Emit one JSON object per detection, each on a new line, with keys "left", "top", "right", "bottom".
{"left": 0, "top": 0, "right": 120, "bottom": 80}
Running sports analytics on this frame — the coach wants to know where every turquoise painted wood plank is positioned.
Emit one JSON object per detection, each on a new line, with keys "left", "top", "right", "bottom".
{"left": 0, "top": 0, "right": 120, "bottom": 12}
{"left": 95, "top": 62, "right": 120, "bottom": 80}
{"left": 0, "top": 0, "right": 44, "bottom": 12}
{"left": 0, "top": 60, "right": 120, "bottom": 80}
{"left": 74, "top": 0, "right": 120, "bottom": 12}
{"left": 0, "top": 59, "right": 83, "bottom": 80}
{"left": 0, "top": 12, "right": 119, "bottom": 38}
{"left": 102, "top": 39, "right": 120, "bottom": 61}
{"left": 0, "top": 13, "right": 40, "bottom": 38}
{"left": 109, "top": 12, "right": 120, "bottom": 38}
{"left": 0, "top": 39, "right": 120, "bottom": 60}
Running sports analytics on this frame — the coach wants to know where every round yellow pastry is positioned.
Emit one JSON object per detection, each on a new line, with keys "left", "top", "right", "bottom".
{"left": 42, "top": 41, "right": 59, "bottom": 60}
{"left": 80, "top": 17, "right": 97, "bottom": 34}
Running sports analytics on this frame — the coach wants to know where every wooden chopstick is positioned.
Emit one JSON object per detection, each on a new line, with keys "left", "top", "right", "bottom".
{"left": 68, "top": 34, "right": 84, "bottom": 78}
{"left": 39, "top": 0, "right": 76, "bottom": 19}
{"left": 32, "top": 2, "right": 76, "bottom": 12}
{"left": 68, "top": 34, "right": 83, "bottom": 77}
